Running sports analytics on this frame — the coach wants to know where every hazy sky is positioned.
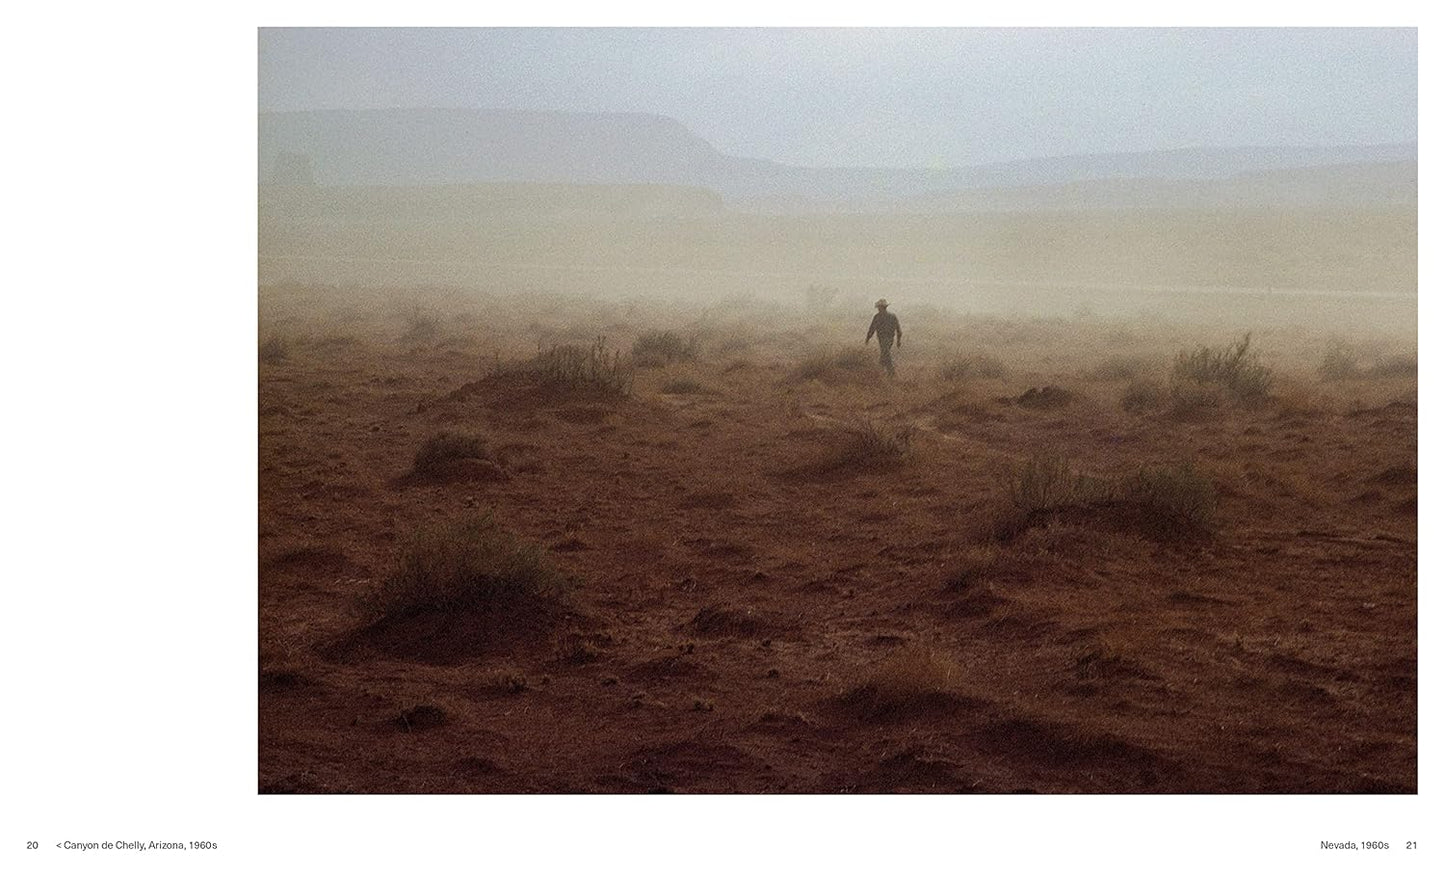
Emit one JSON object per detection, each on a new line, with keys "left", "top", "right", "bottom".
{"left": 258, "top": 28, "right": 1417, "bottom": 168}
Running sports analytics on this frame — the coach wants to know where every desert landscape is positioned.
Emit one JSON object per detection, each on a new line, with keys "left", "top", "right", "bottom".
{"left": 257, "top": 30, "right": 1415, "bottom": 796}
{"left": 259, "top": 274, "right": 1415, "bottom": 793}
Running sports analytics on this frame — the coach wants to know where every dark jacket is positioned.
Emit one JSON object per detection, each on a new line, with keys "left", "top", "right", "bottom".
{"left": 866, "top": 311, "right": 902, "bottom": 344}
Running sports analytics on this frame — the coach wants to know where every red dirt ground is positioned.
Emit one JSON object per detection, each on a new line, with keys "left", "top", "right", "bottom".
{"left": 259, "top": 287, "right": 1416, "bottom": 793}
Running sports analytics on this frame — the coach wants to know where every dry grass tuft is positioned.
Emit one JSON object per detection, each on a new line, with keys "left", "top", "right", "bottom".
{"left": 404, "top": 432, "right": 506, "bottom": 483}
{"left": 508, "top": 338, "right": 634, "bottom": 397}
{"left": 998, "top": 451, "right": 1215, "bottom": 541}
{"left": 1007, "top": 452, "right": 1111, "bottom": 514}
{"left": 834, "top": 421, "right": 915, "bottom": 470}
{"left": 366, "top": 515, "right": 566, "bottom": 620}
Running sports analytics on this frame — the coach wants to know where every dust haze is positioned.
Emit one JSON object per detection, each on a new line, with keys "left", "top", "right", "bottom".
{"left": 259, "top": 28, "right": 1416, "bottom": 794}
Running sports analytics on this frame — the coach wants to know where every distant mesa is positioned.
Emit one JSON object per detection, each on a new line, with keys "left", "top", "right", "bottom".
{"left": 257, "top": 107, "right": 1416, "bottom": 210}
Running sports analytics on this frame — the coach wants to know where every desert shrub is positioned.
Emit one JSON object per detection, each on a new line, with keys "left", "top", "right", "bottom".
{"left": 837, "top": 421, "right": 914, "bottom": 469}
{"left": 632, "top": 330, "right": 695, "bottom": 367}
{"left": 1006, "top": 452, "right": 1109, "bottom": 514}
{"left": 259, "top": 335, "right": 290, "bottom": 362}
{"left": 1008, "top": 452, "right": 1075, "bottom": 513}
{"left": 938, "top": 353, "right": 1008, "bottom": 381}
{"left": 1120, "top": 379, "right": 1167, "bottom": 412}
{"left": 1318, "top": 341, "right": 1364, "bottom": 381}
{"left": 788, "top": 420, "right": 915, "bottom": 480}
{"left": 792, "top": 347, "right": 876, "bottom": 382}
{"left": 1370, "top": 354, "right": 1417, "bottom": 378}
{"left": 1172, "top": 332, "right": 1273, "bottom": 400}
{"left": 1115, "top": 464, "right": 1216, "bottom": 537}
{"left": 999, "top": 452, "right": 1215, "bottom": 540}
{"left": 660, "top": 378, "right": 707, "bottom": 395}
{"left": 516, "top": 338, "right": 634, "bottom": 396}
{"left": 1084, "top": 356, "right": 1148, "bottom": 382}
{"left": 367, "top": 515, "right": 566, "bottom": 618}
{"left": 1320, "top": 341, "right": 1417, "bottom": 380}
{"left": 413, "top": 432, "right": 490, "bottom": 475}
{"left": 402, "top": 308, "right": 440, "bottom": 342}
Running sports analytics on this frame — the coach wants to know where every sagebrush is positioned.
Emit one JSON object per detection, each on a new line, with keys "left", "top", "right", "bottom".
{"left": 1172, "top": 332, "right": 1273, "bottom": 400}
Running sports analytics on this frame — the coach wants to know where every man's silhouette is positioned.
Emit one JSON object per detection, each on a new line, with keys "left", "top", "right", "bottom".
{"left": 865, "top": 299, "right": 903, "bottom": 377}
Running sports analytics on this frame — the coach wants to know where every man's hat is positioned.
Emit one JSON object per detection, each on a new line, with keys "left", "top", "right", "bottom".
{"left": 875, "top": 298, "right": 889, "bottom": 308}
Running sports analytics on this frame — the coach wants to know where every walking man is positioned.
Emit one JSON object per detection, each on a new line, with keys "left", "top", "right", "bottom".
{"left": 865, "top": 298, "right": 903, "bottom": 377}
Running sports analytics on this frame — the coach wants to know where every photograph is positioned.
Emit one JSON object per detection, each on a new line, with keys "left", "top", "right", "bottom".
{"left": 258, "top": 25, "right": 1416, "bottom": 795}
